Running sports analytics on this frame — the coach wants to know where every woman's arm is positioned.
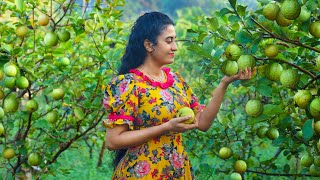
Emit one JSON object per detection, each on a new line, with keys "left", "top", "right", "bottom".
{"left": 197, "top": 68, "right": 253, "bottom": 132}
{"left": 106, "top": 115, "right": 197, "bottom": 150}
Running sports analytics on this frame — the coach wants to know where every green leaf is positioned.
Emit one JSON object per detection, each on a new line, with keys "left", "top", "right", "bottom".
{"left": 206, "top": 17, "right": 219, "bottom": 32}
{"left": 302, "top": 119, "right": 313, "bottom": 141}
{"left": 219, "top": 8, "right": 234, "bottom": 16}
{"left": 235, "top": 30, "right": 253, "bottom": 44}
{"left": 74, "top": 107, "right": 85, "bottom": 120}
{"left": 237, "top": 5, "right": 247, "bottom": 16}
{"left": 228, "top": 0, "right": 237, "bottom": 9}
{"left": 257, "top": 84, "right": 273, "bottom": 97}
{"left": 263, "top": 104, "right": 284, "bottom": 116}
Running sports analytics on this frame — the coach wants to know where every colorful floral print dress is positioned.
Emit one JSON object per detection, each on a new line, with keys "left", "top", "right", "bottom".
{"left": 103, "top": 67, "right": 204, "bottom": 180}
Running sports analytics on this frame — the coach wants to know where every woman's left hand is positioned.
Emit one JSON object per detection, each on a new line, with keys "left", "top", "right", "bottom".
{"left": 221, "top": 67, "right": 255, "bottom": 85}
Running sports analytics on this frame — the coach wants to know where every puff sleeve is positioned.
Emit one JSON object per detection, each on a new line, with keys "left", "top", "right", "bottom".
{"left": 102, "top": 74, "right": 138, "bottom": 130}
{"left": 175, "top": 73, "right": 205, "bottom": 114}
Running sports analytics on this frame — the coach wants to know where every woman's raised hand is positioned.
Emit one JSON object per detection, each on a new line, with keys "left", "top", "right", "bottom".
{"left": 222, "top": 67, "right": 256, "bottom": 85}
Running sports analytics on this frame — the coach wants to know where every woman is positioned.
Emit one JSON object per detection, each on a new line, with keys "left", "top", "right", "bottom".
{"left": 103, "top": 12, "right": 253, "bottom": 179}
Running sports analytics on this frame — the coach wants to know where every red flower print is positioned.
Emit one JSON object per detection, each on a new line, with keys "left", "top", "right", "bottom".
{"left": 169, "top": 150, "right": 184, "bottom": 169}
{"left": 134, "top": 161, "right": 151, "bottom": 178}
{"left": 151, "top": 169, "right": 159, "bottom": 178}
{"left": 160, "top": 90, "right": 173, "bottom": 103}
{"left": 119, "top": 80, "right": 129, "bottom": 94}
{"left": 176, "top": 135, "right": 181, "bottom": 145}
{"left": 149, "top": 97, "right": 157, "bottom": 104}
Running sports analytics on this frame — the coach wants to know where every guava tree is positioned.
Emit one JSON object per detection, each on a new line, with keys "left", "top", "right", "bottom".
{"left": 175, "top": 0, "right": 320, "bottom": 179}
{"left": 0, "top": 0, "right": 125, "bottom": 178}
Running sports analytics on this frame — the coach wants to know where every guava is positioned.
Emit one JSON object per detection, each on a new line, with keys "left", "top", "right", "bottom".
{"left": 219, "top": 147, "right": 233, "bottom": 159}
{"left": 28, "top": 153, "right": 42, "bottom": 166}
{"left": 38, "top": 14, "right": 49, "bottom": 26}
{"left": 225, "top": 44, "right": 241, "bottom": 61}
{"left": 264, "top": 45, "right": 279, "bottom": 58}
{"left": 309, "top": 21, "right": 320, "bottom": 38}
{"left": 46, "top": 110, "right": 59, "bottom": 124}
{"left": 280, "top": 69, "right": 299, "bottom": 88}
{"left": 245, "top": 100, "right": 263, "bottom": 117}
{"left": 310, "top": 98, "right": 320, "bottom": 119}
{"left": 230, "top": 172, "right": 242, "bottom": 180}
{"left": 44, "top": 32, "right": 59, "bottom": 47}
{"left": 52, "top": 88, "right": 65, "bottom": 100}
{"left": 301, "top": 154, "right": 313, "bottom": 167}
{"left": 25, "top": 99, "right": 38, "bottom": 112}
{"left": 2, "top": 147, "right": 15, "bottom": 159}
{"left": 293, "top": 90, "right": 312, "bottom": 109}
{"left": 267, "top": 128, "right": 279, "bottom": 140}
{"left": 263, "top": 3, "right": 280, "bottom": 20}
{"left": 176, "top": 107, "right": 195, "bottom": 124}
{"left": 221, "top": 60, "right": 238, "bottom": 76}
{"left": 237, "top": 55, "right": 255, "bottom": 70}
{"left": 16, "top": 76, "right": 29, "bottom": 89}
{"left": 281, "top": 0, "right": 301, "bottom": 20}
{"left": 234, "top": 160, "right": 247, "bottom": 173}
{"left": 265, "top": 63, "right": 283, "bottom": 81}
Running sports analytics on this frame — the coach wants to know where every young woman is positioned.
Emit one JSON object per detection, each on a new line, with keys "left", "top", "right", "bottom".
{"left": 103, "top": 12, "right": 253, "bottom": 179}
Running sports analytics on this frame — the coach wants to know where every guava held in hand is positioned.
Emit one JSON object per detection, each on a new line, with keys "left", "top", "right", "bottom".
{"left": 176, "top": 107, "right": 195, "bottom": 124}
{"left": 221, "top": 60, "right": 239, "bottom": 76}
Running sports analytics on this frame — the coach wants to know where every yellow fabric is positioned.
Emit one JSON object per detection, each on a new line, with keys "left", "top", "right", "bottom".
{"left": 103, "top": 68, "right": 204, "bottom": 179}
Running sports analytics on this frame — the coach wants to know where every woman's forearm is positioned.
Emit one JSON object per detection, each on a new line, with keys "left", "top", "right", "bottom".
{"left": 197, "top": 80, "right": 229, "bottom": 132}
{"left": 106, "top": 123, "right": 170, "bottom": 150}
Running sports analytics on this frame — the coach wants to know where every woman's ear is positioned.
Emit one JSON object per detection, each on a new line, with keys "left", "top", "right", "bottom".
{"left": 144, "top": 40, "right": 153, "bottom": 52}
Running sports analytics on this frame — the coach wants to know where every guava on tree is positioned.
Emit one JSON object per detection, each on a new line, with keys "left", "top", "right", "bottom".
{"left": 16, "top": 76, "right": 29, "bottom": 89}
{"left": 276, "top": 11, "right": 293, "bottom": 27}
{"left": 0, "top": 107, "right": 4, "bottom": 119}
{"left": 0, "top": 89, "right": 4, "bottom": 99}
{"left": 44, "top": 32, "right": 59, "bottom": 47}
{"left": 309, "top": 21, "right": 320, "bottom": 38}
{"left": 38, "top": 14, "right": 49, "bottom": 26}
{"left": 57, "top": 30, "right": 71, "bottom": 42}
{"left": 315, "top": 121, "right": 320, "bottom": 135}
{"left": 221, "top": 60, "right": 238, "bottom": 76}
{"left": 293, "top": 90, "right": 312, "bottom": 109}
{"left": 265, "top": 63, "right": 283, "bottom": 82}
{"left": 280, "top": 69, "right": 300, "bottom": 89}
{"left": 225, "top": 44, "right": 241, "bottom": 61}
{"left": 51, "top": 88, "right": 65, "bottom": 100}
{"left": 297, "top": 6, "right": 311, "bottom": 22}
{"left": 4, "top": 65, "right": 17, "bottom": 77}
{"left": 4, "top": 77, "right": 16, "bottom": 89}
{"left": 28, "top": 153, "right": 42, "bottom": 166}
{"left": 234, "top": 160, "right": 247, "bottom": 173}
{"left": 310, "top": 98, "right": 320, "bottom": 119}
{"left": 257, "top": 126, "right": 268, "bottom": 139}
{"left": 2, "top": 147, "right": 15, "bottom": 159}
{"left": 301, "top": 153, "right": 313, "bottom": 167}
{"left": 4, "top": 95, "right": 19, "bottom": 113}
{"left": 264, "top": 45, "right": 279, "bottom": 58}
{"left": 219, "top": 147, "right": 233, "bottom": 159}
{"left": 267, "top": 127, "right": 279, "bottom": 140}
{"left": 46, "top": 110, "right": 59, "bottom": 124}
{"left": 310, "top": 164, "right": 320, "bottom": 176}
{"left": 15, "top": 25, "right": 28, "bottom": 37}
{"left": 237, "top": 55, "right": 255, "bottom": 70}
{"left": 176, "top": 107, "right": 195, "bottom": 124}
{"left": 263, "top": 2, "right": 280, "bottom": 20}
{"left": 230, "top": 172, "right": 242, "bottom": 180}
{"left": 0, "top": 123, "right": 4, "bottom": 136}
{"left": 25, "top": 99, "right": 39, "bottom": 112}
{"left": 245, "top": 100, "right": 263, "bottom": 117}
{"left": 280, "top": 0, "right": 301, "bottom": 20}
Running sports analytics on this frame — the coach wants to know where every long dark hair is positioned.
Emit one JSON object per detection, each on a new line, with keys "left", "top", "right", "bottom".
{"left": 112, "top": 12, "right": 174, "bottom": 169}
{"left": 117, "top": 11, "right": 174, "bottom": 75}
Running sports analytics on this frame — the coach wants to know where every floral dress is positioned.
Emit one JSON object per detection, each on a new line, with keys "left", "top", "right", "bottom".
{"left": 103, "top": 67, "right": 204, "bottom": 180}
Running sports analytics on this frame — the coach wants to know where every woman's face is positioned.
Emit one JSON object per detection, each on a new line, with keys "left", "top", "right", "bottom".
{"left": 149, "top": 24, "right": 177, "bottom": 66}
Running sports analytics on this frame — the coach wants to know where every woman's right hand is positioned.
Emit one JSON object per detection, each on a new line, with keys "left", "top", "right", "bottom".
{"left": 165, "top": 115, "right": 198, "bottom": 133}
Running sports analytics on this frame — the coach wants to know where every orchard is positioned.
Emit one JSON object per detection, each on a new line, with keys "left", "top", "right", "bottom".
{"left": 0, "top": 0, "right": 319, "bottom": 179}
